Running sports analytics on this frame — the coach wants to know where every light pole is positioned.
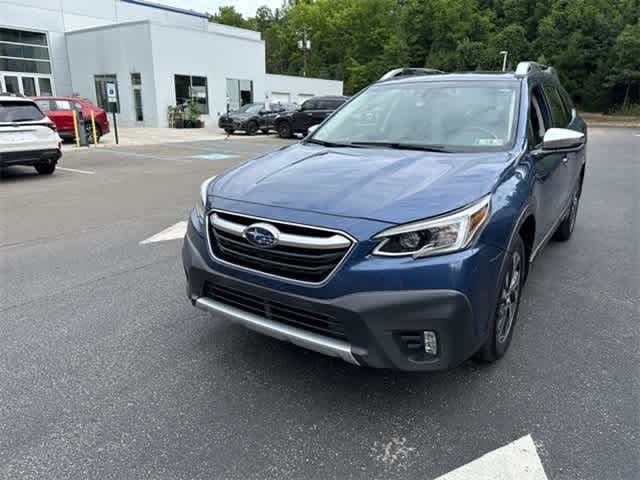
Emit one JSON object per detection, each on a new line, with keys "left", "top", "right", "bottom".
{"left": 500, "top": 51, "right": 509, "bottom": 72}
{"left": 297, "top": 28, "right": 311, "bottom": 77}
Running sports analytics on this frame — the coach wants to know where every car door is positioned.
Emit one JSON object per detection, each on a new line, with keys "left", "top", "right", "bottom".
{"left": 527, "top": 84, "right": 567, "bottom": 242}
{"left": 46, "top": 99, "right": 75, "bottom": 134}
{"left": 295, "top": 99, "right": 317, "bottom": 131}
{"left": 261, "top": 104, "right": 282, "bottom": 129}
{"left": 311, "top": 99, "right": 333, "bottom": 126}
{"left": 542, "top": 84, "right": 574, "bottom": 213}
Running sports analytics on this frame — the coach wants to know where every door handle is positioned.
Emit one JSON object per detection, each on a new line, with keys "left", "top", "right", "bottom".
{"left": 307, "top": 112, "right": 313, "bottom": 116}
{"left": 561, "top": 156, "right": 568, "bottom": 166}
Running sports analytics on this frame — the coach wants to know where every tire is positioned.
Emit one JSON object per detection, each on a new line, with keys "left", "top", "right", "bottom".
{"left": 553, "top": 182, "right": 581, "bottom": 241}
{"left": 246, "top": 121, "right": 258, "bottom": 135}
{"left": 474, "top": 235, "right": 525, "bottom": 363}
{"left": 224, "top": 128, "right": 235, "bottom": 135}
{"left": 260, "top": 129, "right": 269, "bottom": 134}
{"left": 35, "top": 161, "right": 56, "bottom": 175}
{"left": 85, "top": 123, "right": 102, "bottom": 143}
{"left": 277, "top": 121, "right": 293, "bottom": 139}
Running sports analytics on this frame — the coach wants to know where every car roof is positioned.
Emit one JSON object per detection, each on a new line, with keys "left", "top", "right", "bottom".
{"left": 376, "top": 72, "right": 522, "bottom": 86}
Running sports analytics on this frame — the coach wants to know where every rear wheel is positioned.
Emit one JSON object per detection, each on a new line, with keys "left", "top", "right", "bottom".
{"left": 35, "top": 160, "right": 56, "bottom": 175}
{"left": 554, "top": 182, "right": 581, "bottom": 241}
{"left": 475, "top": 235, "right": 525, "bottom": 362}
{"left": 277, "top": 121, "right": 292, "bottom": 139}
{"left": 246, "top": 121, "right": 258, "bottom": 135}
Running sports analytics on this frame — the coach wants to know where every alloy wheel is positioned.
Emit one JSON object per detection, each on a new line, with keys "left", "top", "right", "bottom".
{"left": 496, "top": 251, "right": 521, "bottom": 343}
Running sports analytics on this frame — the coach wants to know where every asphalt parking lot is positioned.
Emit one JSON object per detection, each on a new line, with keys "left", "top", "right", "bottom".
{"left": 1, "top": 129, "right": 638, "bottom": 479}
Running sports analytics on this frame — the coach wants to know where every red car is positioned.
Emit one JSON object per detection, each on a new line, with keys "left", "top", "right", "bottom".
{"left": 32, "top": 96, "right": 110, "bottom": 142}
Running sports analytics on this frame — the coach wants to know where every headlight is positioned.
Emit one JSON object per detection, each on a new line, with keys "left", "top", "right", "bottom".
{"left": 372, "top": 195, "right": 491, "bottom": 258}
{"left": 195, "top": 175, "right": 217, "bottom": 218}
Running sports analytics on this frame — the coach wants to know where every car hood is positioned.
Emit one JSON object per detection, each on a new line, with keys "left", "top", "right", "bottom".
{"left": 211, "top": 143, "right": 512, "bottom": 224}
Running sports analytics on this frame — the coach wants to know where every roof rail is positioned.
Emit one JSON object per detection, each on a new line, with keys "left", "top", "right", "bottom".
{"left": 515, "top": 61, "right": 558, "bottom": 79}
{"left": 378, "top": 67, "right": 444, "bottom": 82}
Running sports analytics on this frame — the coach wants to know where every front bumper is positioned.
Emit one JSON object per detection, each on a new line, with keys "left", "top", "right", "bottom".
{"left": 0, "top": 148, "right": 61, "bottom": 167}
{"left": 183, "top": 220, "right": 497, "bottom": 371}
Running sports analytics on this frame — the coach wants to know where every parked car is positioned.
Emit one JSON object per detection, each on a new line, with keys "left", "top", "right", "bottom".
{"left": 0, "top": 94, "right": 61, "bottom": 174}
{"left": 33, "top": 96, "right": 110, "bottom": 142}
{"left": 183, "top": 62, "right": 586, "bottom": 371}
{"left": 273, "top": 95, "right": 348, "bottom": 138}
{"left": 218, "top": 103, "right": 294, "bottom": 135}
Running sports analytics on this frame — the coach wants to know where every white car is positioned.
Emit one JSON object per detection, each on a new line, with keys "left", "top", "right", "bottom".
{"left": 0, "top": 94, "right": 62, "bottom": 175}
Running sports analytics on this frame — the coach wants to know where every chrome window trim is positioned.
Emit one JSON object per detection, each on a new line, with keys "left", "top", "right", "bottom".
{"left": 205, "top": 208, "right": 357, "bottom": 287}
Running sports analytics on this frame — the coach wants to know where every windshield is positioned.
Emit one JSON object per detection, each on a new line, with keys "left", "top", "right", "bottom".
{"left": 312, "top": 81, "right": 519, "bottom": 151}
{"left": 236, "top": 103, "right": 263, "bottom": 114}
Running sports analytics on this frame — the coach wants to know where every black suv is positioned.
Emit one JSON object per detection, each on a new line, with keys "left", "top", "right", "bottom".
{"left": 273, "top": 96, "right": 348, "bottom": 138}
{"left": 218, "top": 103, "right": 294, "bottom": 135}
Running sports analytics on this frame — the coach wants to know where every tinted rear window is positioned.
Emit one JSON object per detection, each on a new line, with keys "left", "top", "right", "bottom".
{"left": 0, "top": 101, "right": 45, "bottom": 122}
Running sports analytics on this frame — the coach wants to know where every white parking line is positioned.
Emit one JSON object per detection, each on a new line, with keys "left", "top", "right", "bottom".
{"left": 435, "top": 435, "right": 548, "bottom": 480}
{"left": 140, "top": 221, "right": 187, "bottom": 244}
{"left": 57, "top": 167, "right": 95, "bottom": 175}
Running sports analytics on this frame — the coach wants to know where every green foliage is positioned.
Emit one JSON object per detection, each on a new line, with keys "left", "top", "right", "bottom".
{"left": 209, "top": 0, "right": 640, "bottom": 111}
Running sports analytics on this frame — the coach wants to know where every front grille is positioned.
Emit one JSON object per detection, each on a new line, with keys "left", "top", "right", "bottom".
{"left": 203, "top": 281, "right": 347, "bottom": 341}
{"left": 208, "top": 211, "right": 353, "bottom": 284}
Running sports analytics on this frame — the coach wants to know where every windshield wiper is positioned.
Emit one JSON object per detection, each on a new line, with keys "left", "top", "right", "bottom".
{"left": 306, "top": 138, "right": 361, "bottom": 148}
{"left": 349, "top": 141, "right": 452, "bottom": 153}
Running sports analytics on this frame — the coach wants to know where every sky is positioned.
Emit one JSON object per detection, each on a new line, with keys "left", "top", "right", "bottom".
{"left": 161, "top": 0, "right": 286, "bottom": 18}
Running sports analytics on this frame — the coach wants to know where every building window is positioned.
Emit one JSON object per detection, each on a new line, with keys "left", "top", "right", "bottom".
{"left": 174, "top": 74, "right": 209, "bottom": 114}
{"left": 0, "top": 28, "right": 52, "bottom": 74}
{"left": 94, "top": 74, "right": 119, "bottom": 113}
{"left": 131, "top": 73, "right": 143, "bottom": 122}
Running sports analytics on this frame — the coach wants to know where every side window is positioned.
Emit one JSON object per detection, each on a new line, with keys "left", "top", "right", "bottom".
{"left": 54, "top": 100, "right": 73, "bottom": 110}
{"left": 528, "top": 88, "right": 548, "bottom": 148}
{"left": 301, "top": 100, "right": 316, "bottom": 111}
{"left": 558, "top": 87, "right": 575, "bottom": 121}
{"left": 543, "top": 85, "right": 570, "bottom": 127}
{"left": 35, "top": 99, "right": 52, "bottom": 112}
{"left": 328, "top": 100, "right": 344, "bottom": 110}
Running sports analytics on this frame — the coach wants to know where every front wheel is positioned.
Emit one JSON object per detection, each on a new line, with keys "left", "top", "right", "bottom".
{"left": 475, "top": 236, "right": 525, "bottom": 363}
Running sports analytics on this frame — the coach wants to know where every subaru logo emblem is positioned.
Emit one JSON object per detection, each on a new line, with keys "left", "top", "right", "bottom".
{"left": 243, "top": 223, "right": 280, "bottom": 248}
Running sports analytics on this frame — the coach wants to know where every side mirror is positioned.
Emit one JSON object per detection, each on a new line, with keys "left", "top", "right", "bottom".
{"left": 542, "top": 128, "right": 585, "bottom": 151}
{"left": 307, "top": 124, "right": 319, "bottom": 136}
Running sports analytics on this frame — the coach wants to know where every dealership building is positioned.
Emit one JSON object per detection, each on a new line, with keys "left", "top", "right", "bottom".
{"left": 0, "top": 0, "right": 343, "bottom": 127}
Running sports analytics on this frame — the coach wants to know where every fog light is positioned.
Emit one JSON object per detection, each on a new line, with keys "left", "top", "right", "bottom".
{"left": 423, "top": 331, "right": 438, "bottom": 355}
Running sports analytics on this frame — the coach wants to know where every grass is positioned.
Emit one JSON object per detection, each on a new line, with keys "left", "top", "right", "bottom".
{"left": 609, "top": 102, "right": 640, "bottom": 116}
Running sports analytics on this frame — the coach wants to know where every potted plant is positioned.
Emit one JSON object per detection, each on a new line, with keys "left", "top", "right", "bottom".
{"left": 185, "top": 97, "right": 201, "bottom": 128}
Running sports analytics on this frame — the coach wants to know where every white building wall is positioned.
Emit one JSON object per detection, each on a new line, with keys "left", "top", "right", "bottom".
{"left": 65, "top": 22, "right": 157, "bottom": 127}
{"left": 1, "top": 0, "right": 73, "bottom": 95}
{"left": 266, "top": 74, "right": 344, "bottom": 104}
{"left": 149, "top": 23, "right": 266, "bottom": 127}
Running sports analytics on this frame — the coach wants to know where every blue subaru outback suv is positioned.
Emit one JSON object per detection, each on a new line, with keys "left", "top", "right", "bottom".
{"left": 182, "top": 62, "right": 586, "bottom": 371}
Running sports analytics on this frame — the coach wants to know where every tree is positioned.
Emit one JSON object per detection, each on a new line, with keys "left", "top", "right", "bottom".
{"left": 209, "top": 6, "right": 248, "bottom": 28}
